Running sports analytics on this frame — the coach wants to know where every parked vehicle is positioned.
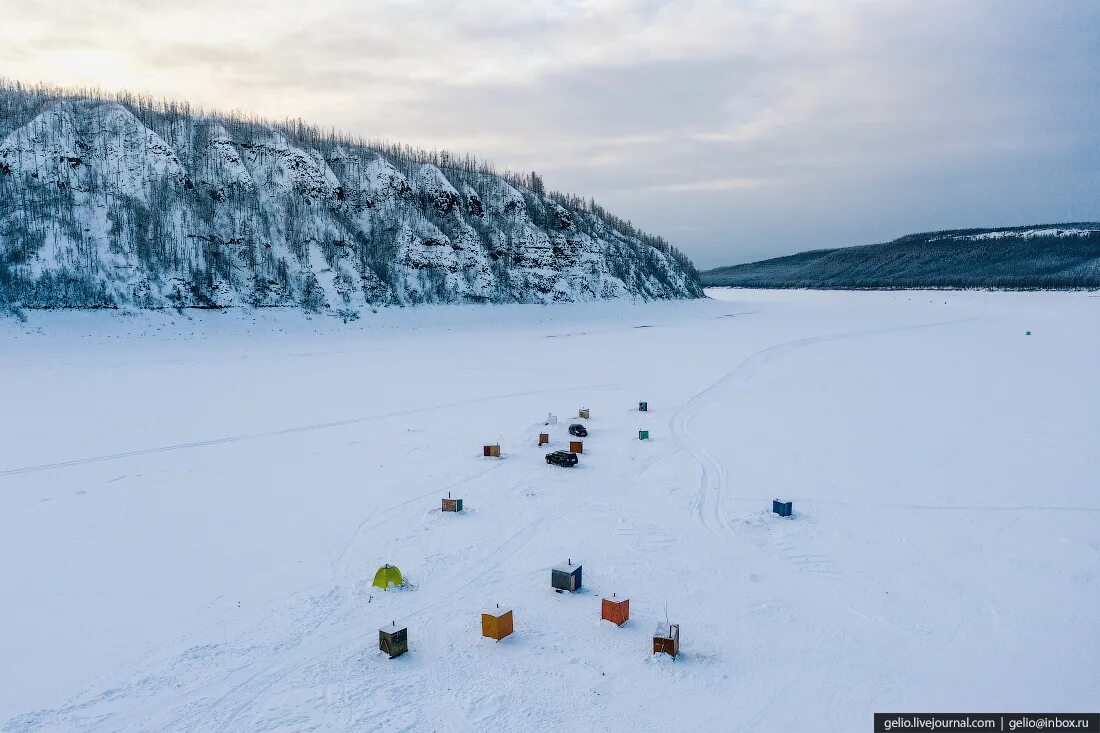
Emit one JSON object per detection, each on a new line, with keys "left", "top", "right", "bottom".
{"left": 545, "top": 450, "right": 579, "bottom": 467}
{"left": 568, "top": 423, "right": 588, "bottom": 437}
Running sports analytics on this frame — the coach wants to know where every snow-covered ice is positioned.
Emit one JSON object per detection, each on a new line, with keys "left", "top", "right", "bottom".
{"left": 1, "top": 289, "right": 1097, "bottom": 731}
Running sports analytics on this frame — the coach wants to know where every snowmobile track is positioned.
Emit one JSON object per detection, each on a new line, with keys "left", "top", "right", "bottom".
{"left": 669, "top": 318, "right": 976, "bottom": 538}
{"left": 0, "top": 385, "right": 615, "bottom": 478}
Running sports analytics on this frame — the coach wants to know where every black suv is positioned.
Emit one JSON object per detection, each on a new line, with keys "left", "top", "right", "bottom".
{"left": 568, "top": 423, "right": 588, "bottom": 437}
{"left": 546, "top": 450, "right": 579, "bottom": 467}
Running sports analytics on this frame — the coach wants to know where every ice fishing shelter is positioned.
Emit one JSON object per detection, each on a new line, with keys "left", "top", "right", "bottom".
{"left": 579, "top": 408, "right": 590, "bottom": 419}
{"left": 638, "top": 430, "right": 649, "bottom": 440}
{"left": 639, "top": 401, "right": 648, "bottom": 412}
{"left": 551, "top": 559, "right": 583, "bottom": 592}
{"left": 379, "top": 622, "right": 408, "bottom": 658}
{"left": 372, "top": 564, "right": 404, "bottom": 590}
{"left": 546, "top": 414, "right": 558, "bottom": 425}
{"left": 653, "top": 623, "right": 680, "bottom": 658}
{"left": 481, "top": 605, "right": 514, "bottom": 641}
{"left": 442, "top": 492, "right": 463, "bottom": 512}
{"left": 538, "top": 432, "right": 550, "bottom": 446}
{"left": 569, "top": 440, "right": 584, "bottom": 454}
{"left": 483, "top": 443, "right": 501, "bottom": 458}
{"left": 601, "top": 594, "right": 629, "bottom": 626}
{"left": 772, "top": 500, "right": 793, "bottom": 518}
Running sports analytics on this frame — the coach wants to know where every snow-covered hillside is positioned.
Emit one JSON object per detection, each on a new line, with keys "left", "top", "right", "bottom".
{"left": 701, "top": 224, "right": 1100, "bottom": 290}
{"left": 0, "top": 87, "right": 701, "bottom": 311}
{"left": 930, "top": 226, "right": 1099, "bottom": 242}
{"left": 1, "top": 290, "right": 1096, "bottom": 731}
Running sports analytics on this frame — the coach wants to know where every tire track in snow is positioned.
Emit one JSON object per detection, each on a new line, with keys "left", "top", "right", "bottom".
{"left": 801, "top": 499, "right": 1100, "bottom": 513}
{"left": 68, "top": 397, "right": 612, "bottom": 730}
{"left": 329, "top": 461, "right": 507, "bottom": 587}
{"left": 198, "top": 507, "right": 580, "bottom": 733}
{"left": 116, "top": 469, "right": 591, "bottom": 731}
{"left": 261, "top": 489, "right": 600, "bottom": 731}
{"left": 0, "top": 384, "right": 615, "bottom": 478}
{"left": 669, "top": 318, "right": 977, "bottom": 538}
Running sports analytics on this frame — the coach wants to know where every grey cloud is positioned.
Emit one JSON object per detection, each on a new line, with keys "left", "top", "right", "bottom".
{"left": 1, "top": 0, "right": 1096, "bottom": 268}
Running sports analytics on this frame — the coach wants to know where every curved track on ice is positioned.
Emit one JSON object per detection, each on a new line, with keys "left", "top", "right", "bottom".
{"left": 0, "top": 385, "right": 614, "bottom": 478}
{"left": 668, "top": 318, "right": 977, "bottom": 538}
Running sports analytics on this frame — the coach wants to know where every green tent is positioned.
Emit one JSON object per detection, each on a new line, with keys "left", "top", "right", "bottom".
{"left": 372, "top": 564, "right": 404, "bottom": 590}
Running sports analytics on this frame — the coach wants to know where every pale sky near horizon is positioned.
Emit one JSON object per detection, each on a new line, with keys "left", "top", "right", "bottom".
{"left": 2, "top": 0, "right": 1097, "bottom": 268}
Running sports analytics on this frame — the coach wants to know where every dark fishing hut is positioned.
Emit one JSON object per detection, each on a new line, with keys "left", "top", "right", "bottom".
{"left": 379, "top": 621, "right": 408, "bottom": 659}
{"left": 552, "top": 559, "right": 582, "bottom": 593}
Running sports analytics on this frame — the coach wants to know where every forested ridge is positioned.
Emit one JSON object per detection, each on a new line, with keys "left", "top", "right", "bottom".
{"left": 702, "top": 225, "right": 1100, "bottom": 290}
{"left": 0, "top": 81, "right": 701, "bottom": 314}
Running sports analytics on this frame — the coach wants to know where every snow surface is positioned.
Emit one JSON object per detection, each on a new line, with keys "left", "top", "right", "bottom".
{"left": 933, "top": 227, "right": 1100, "bottom": 241}
{"left": 1, "top": 289, "right": 1097, "bottom": 731}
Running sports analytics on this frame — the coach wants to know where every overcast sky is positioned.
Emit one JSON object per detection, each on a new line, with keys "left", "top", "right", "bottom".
{"left": 2, "top": 0, "right": 1097, "bottom": 267}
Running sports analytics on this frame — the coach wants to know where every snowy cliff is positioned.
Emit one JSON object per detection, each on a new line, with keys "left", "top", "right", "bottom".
{"left": 0, "top": 87, "right": 701, "bottom": 311}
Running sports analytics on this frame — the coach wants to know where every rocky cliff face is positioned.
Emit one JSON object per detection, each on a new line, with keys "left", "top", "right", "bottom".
{"left": 0, "top": 91, "right": 701, "bottom": 312}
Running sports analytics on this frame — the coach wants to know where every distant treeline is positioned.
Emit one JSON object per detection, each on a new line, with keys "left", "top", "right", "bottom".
{"left": 701, "top": 225, "right": 1100, "bottom": 290}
